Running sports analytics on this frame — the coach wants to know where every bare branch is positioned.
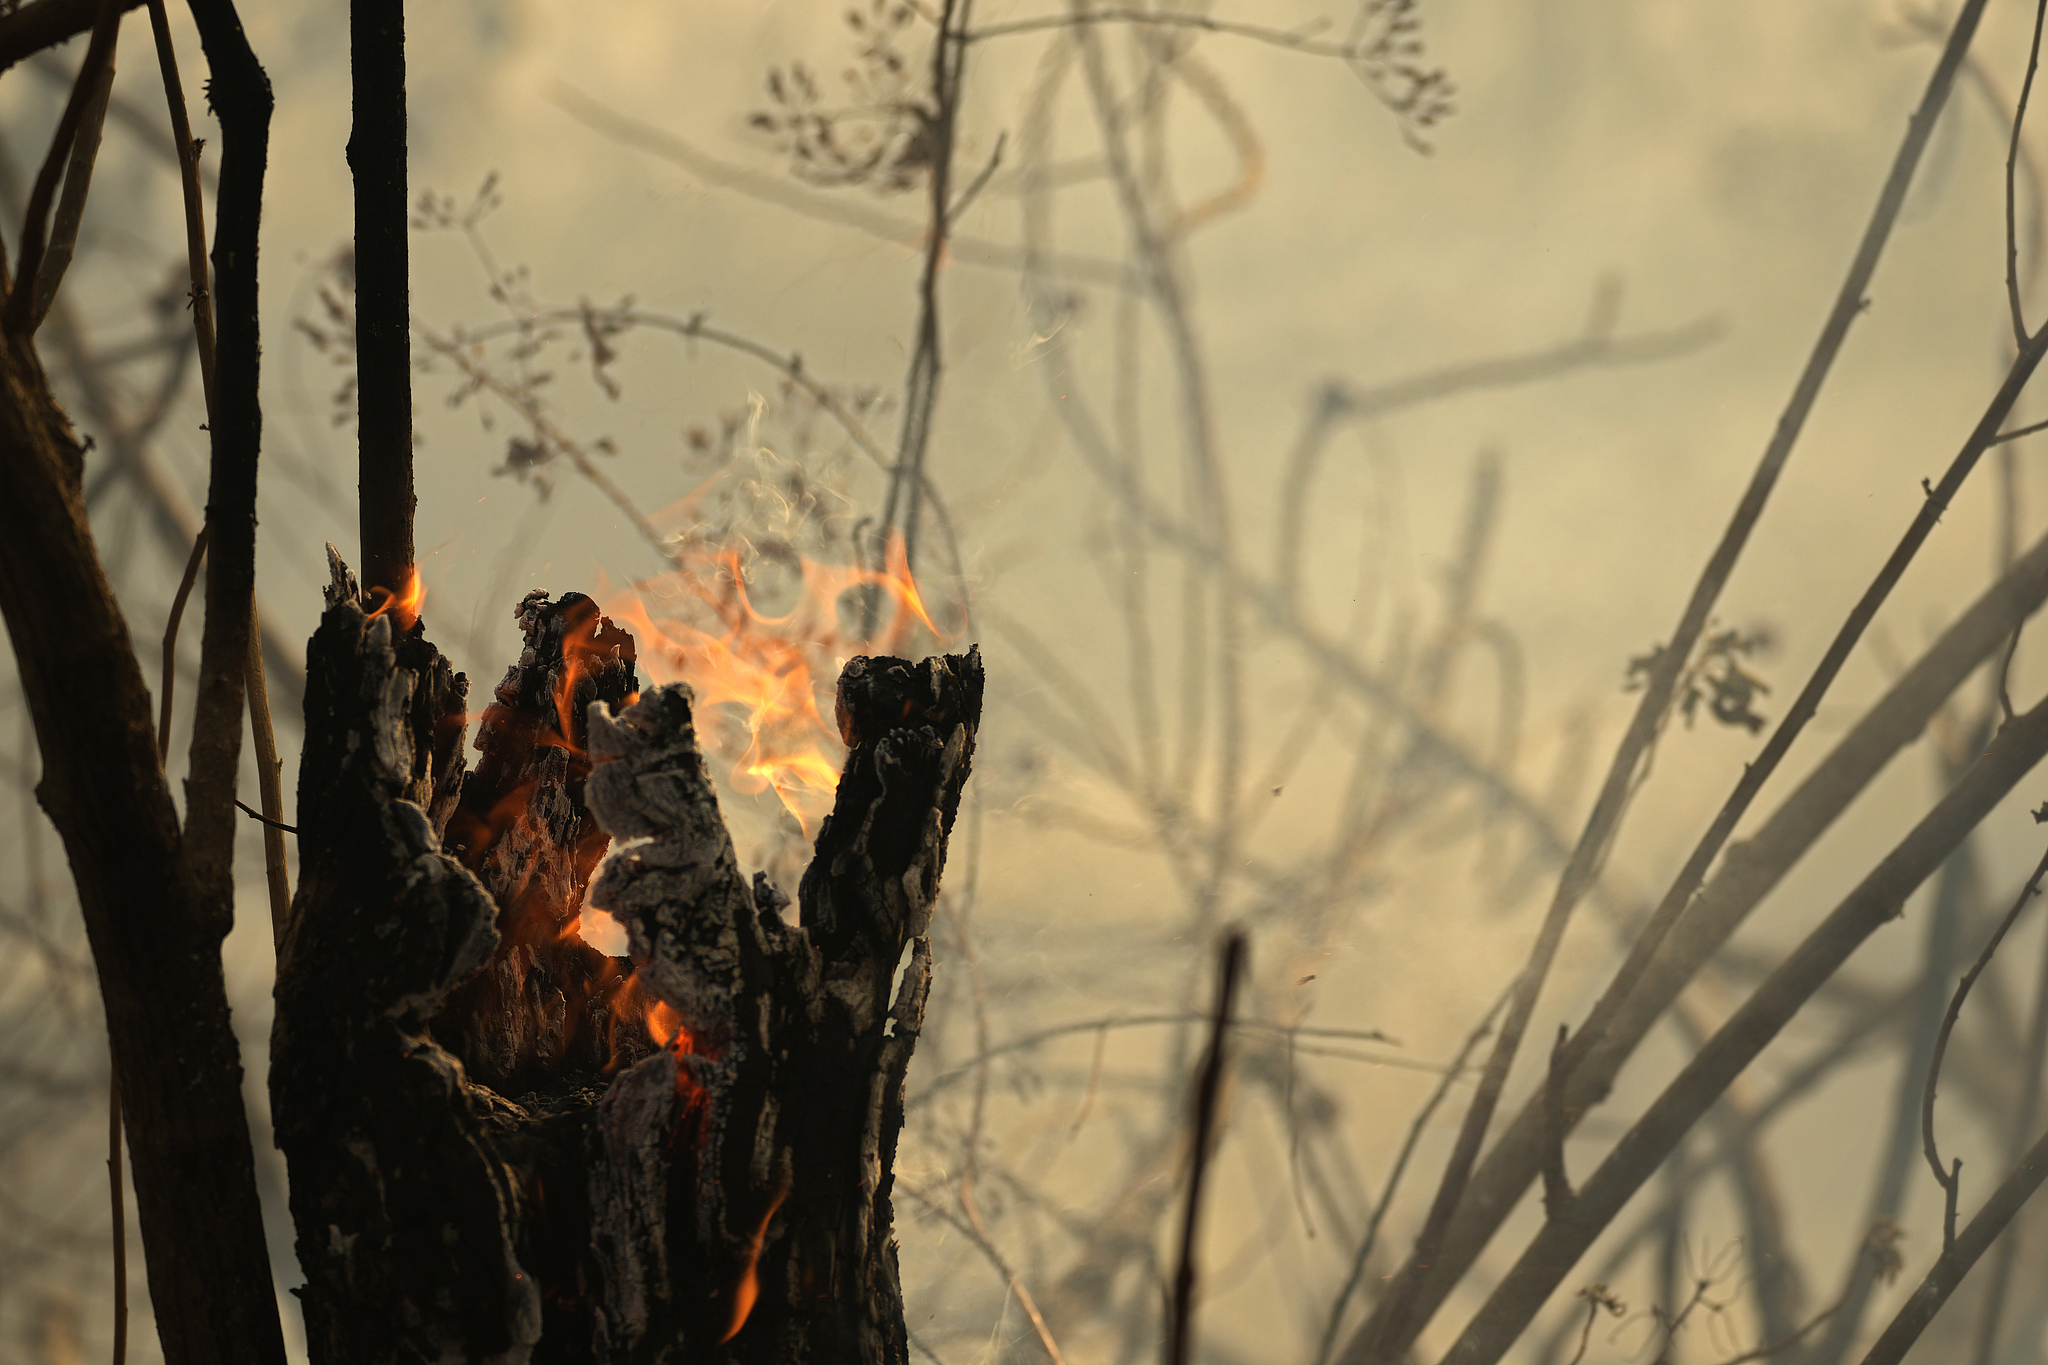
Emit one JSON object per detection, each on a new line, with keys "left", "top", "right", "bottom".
{"left": 1439, "top": 687, "right": 2048, "bottom": 1365}
{"left": 178, "top": 0, "right": 274, "bottom": 921}
{"left": 0, "top": 0, "right": 141, "bottom": 78}
{"left": 26, "top": 50, "right": 112, "bottom": 332}
{"left": 2008, "top": 0, "right": 2047, "bottom": 347}
{"left": 1168, "top": 932, "right": 1245, "bottom": 1365}
{"left": 157, "top": 525, "right": 208, "bottom": 765}
{"left": 1363, "top": 9, "right": 2008, "bottom": 1351}
{"left": 1856, "top": 1121, "right": 2048, "bottom": 1365}
{"left": 3, "top": 0, "right": 120, "bottom": 337}
{"left": 1922, "top": 835, "right": 2048, "bottom": 1250}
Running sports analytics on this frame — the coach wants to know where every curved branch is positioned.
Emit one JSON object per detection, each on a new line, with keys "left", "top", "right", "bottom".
{"left": 1921, "top": 836, "right": 2048, "bottom": 1249}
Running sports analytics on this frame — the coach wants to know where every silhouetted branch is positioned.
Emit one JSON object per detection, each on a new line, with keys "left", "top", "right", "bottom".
{"left": 2, "top": 0, "right": 118, "bottom": 336}
{"left": 178, "top": 0, "right": 272, "bottom": 916}
{"left": 2005, "top": 0, "right": 2046, "bottom": 347}
{"left": 0, "top": 158, "right": 287, "bottom": 1365}
{"left": 351, "top": 0, "right": 412, "bottom": 602}
{"left": 1359, "top": 8, "right": 2000, "bottom": 1354}
{"left": 1855, "top": 1121, "right": 2048, "bottom": 1365}
{"left": 158, "top": 526, "right": 208, "bottom": 764}
{"left": 1277, "top": 295, "right": 1719, "bottom": 613}
{"left": 547, "top": 82, "right": 1134, "bottom": 289}
{"left": 1922, "top": 836, "right": 2048, "bottom": 1250}
{"left": 1541, "top": 1024, "right": 1574, "bottom": 1218}
{"left": 1967, "top": 856, "right": 2048, "bottom": 1363}
{"left": 0, "top": 0, "right": 142, "bottom": 74}
{"left": 1167, "top": 932, "right": 1244, "bottom": 1365}
{"left": 1439, "top": 687, "right": 2048, "bottom": 1365}
{"left": 1315, "top": 989, "right": 1505, "bottom": 1365}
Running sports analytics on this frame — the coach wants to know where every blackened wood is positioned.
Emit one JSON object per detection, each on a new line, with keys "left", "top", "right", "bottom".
{"left": 0, "top": 311, "right": 285, "bottom": 1365}
{"left": 274, "top": 552, "right": 543, "bottom": 1362}
{"left": 584, "top": 649, "right": 982, "bottom": 1365}
{"left": 439, "top": 590, "right": 642, "bottom": 1095}
{"left": 277, "top": 560, "right": 981, "bottom": 1365}
{"left": 349, "top": 0, "right": 412, "bottom": 599}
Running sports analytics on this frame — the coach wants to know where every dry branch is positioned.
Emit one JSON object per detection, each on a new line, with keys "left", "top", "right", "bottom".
{"left": 350, "top": 0, "right": 413, "bottom": 600}
{"left": 0, "top": 0, "right": 143, "bottom": 74}
{"left": 1329, "top": 518, "right": 2048, "bottom": 1358}
{"left": 178, "top": 0, "right": 272, "bottom": 923}
{"left": 1855, "top": 1120, "right": 2048, "bottom": 1365}
{"left": 0, "top": 231, "right": 285, "bottom": 1365}
{"left": 1358, "top": 6, "right": 1997, "bottom": 1354}
{"left": 1438, "top": 687, "right": 2048, "bottom": 1364}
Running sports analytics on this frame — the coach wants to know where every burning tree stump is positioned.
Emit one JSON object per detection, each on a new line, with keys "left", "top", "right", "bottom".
{"left": 272, "top": 552, "right": 981, "bottom": 1365}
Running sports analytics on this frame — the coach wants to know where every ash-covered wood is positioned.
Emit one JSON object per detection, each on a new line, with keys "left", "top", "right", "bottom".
{"left": 583, "top": 648, "right": 981, "bottom": 1365}
{"left": 274, "top": 553, "right": 981, "bottom": 1365}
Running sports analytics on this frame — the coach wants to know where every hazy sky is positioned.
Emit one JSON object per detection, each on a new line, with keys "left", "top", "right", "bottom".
{"left": 10, "top": 2, "right": 2048, "bottom": 1361}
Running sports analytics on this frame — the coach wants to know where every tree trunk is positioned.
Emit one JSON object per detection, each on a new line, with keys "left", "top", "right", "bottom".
{"left": 272, "top": 552, "right": 980, "bottom": 1365}
{"left": 0, "top": 305, "right": 286, "bottom": 1365}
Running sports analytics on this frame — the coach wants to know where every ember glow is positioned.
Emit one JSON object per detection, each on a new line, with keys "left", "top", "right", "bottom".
{"left": 605, "top": 533, "right": 940, "bottom": 835}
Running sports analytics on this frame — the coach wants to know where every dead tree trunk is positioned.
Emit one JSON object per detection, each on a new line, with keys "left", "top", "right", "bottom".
{"left": 272, "top": 552, "right": 980, "bottom": 1365}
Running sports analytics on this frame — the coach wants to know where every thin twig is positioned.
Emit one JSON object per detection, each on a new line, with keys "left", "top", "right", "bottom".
{"left": 1072, "top": 0, "right": 1245, "bottom": 961}
{"left": 243, "top": 614, "right": 291, "bottom": 943}
{"left": 546, "top": 81, "right": 1133, "bottom": 290}
{"left": 158, "top": 525, "right": 209, "bottom": 766}
{"left": 965, "top": 8, "right": 1390, "bottom": 59}
{"left": 1921, "top": 835, "right": 2048, "bottom": 1251}
{"left": 148, "top": 0, "right": 290, "bottom": 936}
{"left": 2006, "top": 0, "right": 2047, "bottom": 348}
{"left": 945, "top": 130, "right": 1005, "bottom": 227}
{"left": 1276, "top": 299, "right": 1718, "bottom": 613}
{"left": 1167, "top": 931, "right": 1244, "bottom": 1365}
{"left": 234, "top": 798, "right": 298, "bottom": 835}
{"left": 3, "top": 0, "right": 119, "bottom": 336}
{"left": 1315, "top": 989, "right": 1506, "bottom": 1365}
{"left": 145, "top": 0, "right": 216, "bottom": 418}
{"left": 178, "top": 0, "right": 275, "bottom": 920}
{"left": 1855, "top": 1119, "right": 2048, "bottom": 1365}
{"left": 945, "top": 892, "right": 998, "bottom": 1302}
{"left": 913, "top": 1011, "right": 1412, "bottom": 1107}
{"left": 1067, "top": 1022, "right": 1109, "bottom": 1137}
{"left": 415, "top": 323, "right": 678, "bottom": 567}
{"left": 27, "top": 50, "right": 113, "bottom": 331}
{"left": 910, "top": 1176, "right": 1072, "bottom": 1365}
{"left": 1989, "top": 414, "right": 2048, "bottom": 445}
{"left": 1967, "top": 849, "right": 2048, "bottom": 1364}
{"left": 873, "top": 0, "right": 969, "bottom": 582}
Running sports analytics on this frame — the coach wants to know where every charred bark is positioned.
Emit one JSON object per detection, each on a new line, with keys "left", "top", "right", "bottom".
{"left": 274, "top": 556, "right": 980, "bottom": 1365}
{"left": 437, "top": 589, "right": 642, "bottom": 1095}
{"left": 349, "top": 0, "right": 412, "bottom": 599}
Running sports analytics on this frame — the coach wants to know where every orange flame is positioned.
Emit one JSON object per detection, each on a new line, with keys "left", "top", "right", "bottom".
{"left": 603, "top": 532, "right": 942, "bottom": 836}
{"left": 720, "top": 1184, "right": 790, "bottom": 1343}
{"left": 366, "top": 565, "right": 427, "bottom": 631}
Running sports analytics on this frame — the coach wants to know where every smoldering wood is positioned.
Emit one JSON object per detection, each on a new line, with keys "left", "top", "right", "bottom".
{"left": 273, "top": 551, "right": 981, "bottom": 1365}
{"left": 438, "top": 588, "right": 642, "bottom": 1094}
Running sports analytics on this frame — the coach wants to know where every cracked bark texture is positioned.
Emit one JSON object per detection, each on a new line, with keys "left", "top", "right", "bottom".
{"left": 273, "top": 555, "right": 980, "bottom": 1365}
